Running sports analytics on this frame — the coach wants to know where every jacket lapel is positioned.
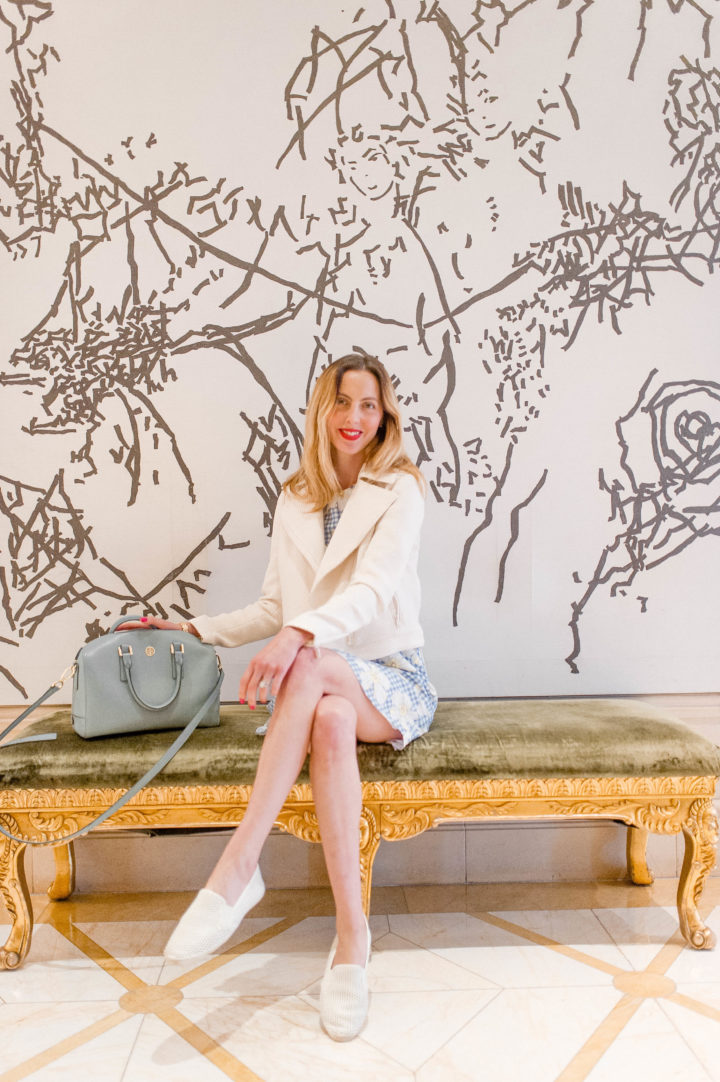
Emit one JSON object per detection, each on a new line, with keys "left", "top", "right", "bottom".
{"left": 312, "top": 475, "right": 397, "bottom": 589}
{"left": 279, "top": 497, "right": 325, "bottom": 572}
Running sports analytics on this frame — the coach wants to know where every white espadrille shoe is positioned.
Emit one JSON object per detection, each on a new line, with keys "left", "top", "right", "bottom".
{"left": 164, "top": 865, "right": 265, "bottom": 960}
{"left": 319, "top": 917, "right": 371, "bottom": 1041}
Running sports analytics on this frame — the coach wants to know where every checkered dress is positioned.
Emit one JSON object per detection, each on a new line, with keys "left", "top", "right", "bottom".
{"left": 321, "top": 498, "right": 437, "bottom": 750}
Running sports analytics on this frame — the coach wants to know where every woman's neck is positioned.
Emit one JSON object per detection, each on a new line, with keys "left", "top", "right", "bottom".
{"left": 334, "top": 456, "right": 363, "bottom": 490}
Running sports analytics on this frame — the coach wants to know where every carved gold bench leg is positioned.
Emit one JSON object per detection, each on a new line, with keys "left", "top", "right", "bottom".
{"left": 626, "top": 825, "right": 654, "bottom": 885}
{"left": 0, "top": 831, "right": 32, "bottom": 970}
{"left": 678, "top": 797, "right": 719, "bottom": 950}
{"left": 48, "top": 842, "right": 76, "bottom": 901}
{"left": 359, "top": 807, "right": 381, "bottom": 917}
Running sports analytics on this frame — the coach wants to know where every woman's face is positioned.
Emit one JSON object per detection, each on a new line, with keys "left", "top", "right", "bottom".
{"left": 327, "top": 369, "right": 384, "bottom": 468}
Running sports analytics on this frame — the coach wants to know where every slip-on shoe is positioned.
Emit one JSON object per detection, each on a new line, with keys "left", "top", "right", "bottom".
{"left": 319, "top": 916, "right": 371, "bottom": 1041}
{"left": 164, "top": 865, "right": 265, "bottom": 960}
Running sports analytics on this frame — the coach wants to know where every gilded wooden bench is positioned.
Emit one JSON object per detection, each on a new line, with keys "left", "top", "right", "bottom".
{"left": 1, "top": 698, "right": 719, "bottom": 969}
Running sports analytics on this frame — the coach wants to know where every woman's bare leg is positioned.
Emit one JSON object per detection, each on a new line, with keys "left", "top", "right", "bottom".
{"left": 205, "top": 647, "right": 399, "bottom": 938}
{"left": 309, "top": 692, "right": 398, "bottom": 965}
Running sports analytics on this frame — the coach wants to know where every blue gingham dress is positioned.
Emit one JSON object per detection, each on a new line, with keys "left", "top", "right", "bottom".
{"left": 321, "top": 495, "right": 437, "bottom": 750}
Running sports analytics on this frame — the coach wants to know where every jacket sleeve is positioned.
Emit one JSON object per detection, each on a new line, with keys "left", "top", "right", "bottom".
{"left": 287, "top": 474, "right": 425, "bottom": 646}
{"left": 191, "top": 501, "right": 285, "bottom": 648}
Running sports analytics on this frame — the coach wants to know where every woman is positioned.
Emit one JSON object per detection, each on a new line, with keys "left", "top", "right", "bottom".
{"left": 129, "top": 352, "right": 436, "bottom": 1040}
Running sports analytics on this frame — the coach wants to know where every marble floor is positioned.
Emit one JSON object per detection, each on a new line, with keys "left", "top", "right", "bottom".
{"left": 1, "top": 880, "right": 720, "bottom": 1082}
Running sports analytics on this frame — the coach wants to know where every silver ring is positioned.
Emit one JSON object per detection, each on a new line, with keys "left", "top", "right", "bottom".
{"left": 258, "top": 679, "right": 269, "bottom": 690}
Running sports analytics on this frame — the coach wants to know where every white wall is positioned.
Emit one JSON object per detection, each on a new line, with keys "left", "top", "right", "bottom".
{"left": 2, "top": 1, "right": 720, "bottom": 703}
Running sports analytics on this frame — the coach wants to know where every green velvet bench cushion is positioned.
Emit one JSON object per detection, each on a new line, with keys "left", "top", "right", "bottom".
{"left": 1, "top": 699, "right": 719, "bottom": 790}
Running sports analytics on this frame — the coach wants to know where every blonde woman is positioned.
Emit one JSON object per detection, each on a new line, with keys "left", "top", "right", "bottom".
{"left": 126, "top": 352, "right": 436, "bottom": 1040}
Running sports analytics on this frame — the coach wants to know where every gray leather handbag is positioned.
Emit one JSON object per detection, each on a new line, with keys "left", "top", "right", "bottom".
{"left": 73, "top": 616, "right": 222, "bottom": 738}
{"left": 0, "top": 615, "right": 224, "bottom": 846}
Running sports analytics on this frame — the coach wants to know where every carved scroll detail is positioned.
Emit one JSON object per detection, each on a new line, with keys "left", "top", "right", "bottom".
{"left": 275, "top": 807, "right": 322, "bottom": 845}
{"left": 381, "top": 801, "right": 520, "bottom": 840}
{"left": 0, "top": 816, "right": 32, "bottom": 969}
{"left": 361, "top": 776, "right": 716, "bottom": 803}
{"left": 48, "top": 843, "right": 76, "bottom": 900}
{"left": 678, "top": 797, "right": 719, "bottom": 950}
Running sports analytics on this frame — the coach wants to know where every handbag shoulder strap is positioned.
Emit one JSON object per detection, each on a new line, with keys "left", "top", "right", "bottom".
{"left": 0, "top": 671, "right": 223, "bottom": 847}
{"left": 0, "top": 683, "right": 64, "bottom": 747}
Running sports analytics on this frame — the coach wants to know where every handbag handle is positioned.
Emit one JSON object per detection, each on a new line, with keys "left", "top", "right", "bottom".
{"left": 0, "top": 669, "right": 223, "bottom": 847}
{"left": 109, "top": 614, "right": 144, "bottom": 633}
{"left": 114, "top": 614, "right": 188, "bottom": 711}
{"left": 118, "top": 641, "right": 184, "bottom": 711}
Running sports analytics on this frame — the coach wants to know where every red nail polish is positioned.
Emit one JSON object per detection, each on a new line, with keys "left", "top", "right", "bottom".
{"left": 239, "top": 699, "right": 246, "bottom": 704}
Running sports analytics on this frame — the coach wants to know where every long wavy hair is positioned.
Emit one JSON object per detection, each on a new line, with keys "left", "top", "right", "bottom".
{"left": 285, "top": 352, "right": 424, "bottom": 509}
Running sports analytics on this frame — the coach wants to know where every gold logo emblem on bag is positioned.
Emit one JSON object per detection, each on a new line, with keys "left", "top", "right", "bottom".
{"left": 145, "top": 646, "right": 155, "bottom": 657}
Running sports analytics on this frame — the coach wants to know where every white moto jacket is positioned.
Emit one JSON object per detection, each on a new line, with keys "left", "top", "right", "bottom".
{"left": 192, "top": 467, "right": 426, "bottom": 660}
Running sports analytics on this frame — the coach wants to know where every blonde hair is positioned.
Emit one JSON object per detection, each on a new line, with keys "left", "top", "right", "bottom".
{"left": 285, "top": 352, "right": 424, "bottom": 509}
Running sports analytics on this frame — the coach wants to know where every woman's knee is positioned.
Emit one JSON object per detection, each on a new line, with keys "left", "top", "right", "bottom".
{"left": 283, "top": 645, "right": 348, "bottom": 695}
{"left": 310, "top": 694, "right": 358, "bottom": 757}
{"left": 282, "top": 643, "right": 322, "bottom": 691}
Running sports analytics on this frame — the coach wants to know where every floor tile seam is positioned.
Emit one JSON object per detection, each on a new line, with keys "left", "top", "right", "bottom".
{"left": 0, "top": 1006, "right": 135, "bottom": 1082}
{"left": 118, "top": 1009, "right": 148, "bottom": 1082}
{"left": 471, "top": 910, "right": 627, "bottom": 978}
{"left": 373, "top": 930, "right": 503, "bottom": 989}
{"left": 166, "top": 914, "right": 308, "bottom": 991}
{"left": 157, "top": 1003, "right": 267, "bottom": 1082}
{"left": 400, "top": 986, "right": 505, "bottom": 1076}
{"left": 654, "top": 999, "right": 716, "bottom": 1082}
{"left": 551, "top": 992, "right": 642, "bottom": 1082}
{"left": 589, "top": 906, "right": 687, "bottom": 971}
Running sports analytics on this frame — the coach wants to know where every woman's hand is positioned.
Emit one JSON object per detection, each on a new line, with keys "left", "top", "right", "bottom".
{"left": 113, "top": 617, "right": 199, "bottom": 635}
{"left": 239, "top": 626, "right": 313, "bottom": 709}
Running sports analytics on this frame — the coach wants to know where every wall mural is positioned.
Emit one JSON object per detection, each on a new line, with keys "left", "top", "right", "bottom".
{"left": 1, "top": 0, "right": 719, "bottom": 701}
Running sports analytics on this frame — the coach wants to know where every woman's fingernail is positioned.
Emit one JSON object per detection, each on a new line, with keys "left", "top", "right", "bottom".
{"left": 140, "top": 617, "right": 148, "bottom": 623}
{"left": 239, "top": 699, "right": 245, "bottom": 704}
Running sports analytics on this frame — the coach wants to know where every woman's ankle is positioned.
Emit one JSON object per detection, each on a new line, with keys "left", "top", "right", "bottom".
{"left": 205, "top": 855, "right": 257, "bottom": 904}
{"left": 333, "top": 913, "right": 370, "bottom": 966}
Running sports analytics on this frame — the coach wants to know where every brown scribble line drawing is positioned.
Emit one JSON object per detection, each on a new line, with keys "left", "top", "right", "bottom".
{"left": 424, "top": 329, "right": 461, "bottom": 505}
{"left": 172, "top": 335, "right": 304, "bottom": 460}
{"left": 37, "top": 121, "right": 411, "bottom": 331}
{"left": 278, "top": 21, "right": 392, "bottom": 168}
{"left": 126, "top": 508, "right": 231, "bottom": 610}
{"left": 424, "top": 263, "right": 534, "bottom": 328}
{"left": 0, "top": 664, "right": 26, "bottom": 697}
{"left": 0, "top": 467, "right": 234, "bottom": 648}
{"left": 560, "top": 73, "right": 581, "bottom": 130}
{"left": 495, "top": 469, "right": 549, "bottom": 603}
{"left": 464, "top": 0, "right": 542, "bottom": 54}
{"left": 10, "top": 298, "right": 197, "bottom": 505}
{"left": 566, "top": 370, "right": 720, "bottom": 672}
{"left": 453, "top": 441, "right": 516, "bottom": 627}
{"left": 565, "top": 0, "right": 713, "bottom": 78}
{"left": 398, "top": 17, "right": 431, "bottom": 121}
